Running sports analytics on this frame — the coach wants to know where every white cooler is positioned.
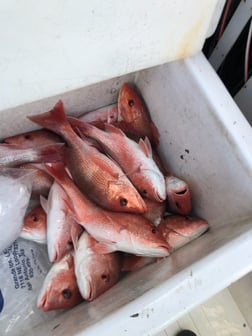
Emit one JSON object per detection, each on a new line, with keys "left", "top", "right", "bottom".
{"left": 2, "top": 1, "right": 252, "bottom": 335}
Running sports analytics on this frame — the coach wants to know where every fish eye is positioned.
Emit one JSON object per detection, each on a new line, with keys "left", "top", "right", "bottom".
{"left": 101, "top": 273, "right": 110, "bottom": 282}
{"left": 24, "top": 134, "right": 31, "bottom": 139}
{"left": 142, "top": 189, "right": 148, "bottom": 195}
{"left": 32, "top": 214, "right": 38, "bottom": 222}
{"left": 120, "top": 198, "right": 128, "bottom": 206}
{"left": 151, "top": 228, "right": 156, "bottom": 234}
{"left": 128, "top": 99, "right": 134, "bottom": 107}
{"left": 62, "top": 288, "right": 72, "bottom": 299}
{"left": 67, "top": 241, "right": 73, "bottom": 246}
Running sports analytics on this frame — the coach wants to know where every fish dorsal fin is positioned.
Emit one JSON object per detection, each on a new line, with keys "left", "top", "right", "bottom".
{"left": 40, "top": 195, "right": 49, "bottom": 214}
{"left": 138, "top": 137, "right": 152, "bottom": 157}
{"left": 104, "top": 123, "right": 125, "bottom": 137}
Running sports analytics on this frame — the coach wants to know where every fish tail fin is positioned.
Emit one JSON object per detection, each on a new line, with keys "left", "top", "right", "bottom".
{"left": 68, "top": 117, "right": 97, "bottom": 138}
{"left": 68, "top": 118, "right": 105, "bottom": 152}
{"left": 28, "top": 100, "right": 72, "bottom": 137}
{"left": 34, "top": 143, "right": 65, "bottom": 163}
{"left": 44, "top": 162, "right": 70, "bottom": 186}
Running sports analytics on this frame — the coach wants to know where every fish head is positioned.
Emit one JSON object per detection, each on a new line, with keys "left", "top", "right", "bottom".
{"left": 143, "top": 198, "right": 166, "bottom": 227}
{"left": 79, "top": 104, "right": 118, "bottom": 124}
{"left": 106, "top": 104, "right": 119, "bottom": 124}
{"left": 128, "top": 221, "right": 171, "bottom": 257}
{"left": 117, "top": 83, "right": 160, "bottom": 146}
{"left": 48, "top": 222, "right": 81, "bottom": 263}
{"left": 77, "top": 253, "right": 121, "bottom": 301}
{"left": 165, "top": 176, "right": 192, "bottom": 215}
{"left": 20, "top": 205, "right": 47, "bottom": 243}
{"left": 3, "top": 131, "right": 37, "bottom": 147}
{"left": 158, "top": 215, "right": 209, "bottom": 250}
{"left": 23, "top": 204, "right": 46, "bottom": 229}
{"left": 49, "top": 239, "right": 74, "bottom": 263}
{"left": 37, "top": 254, "right": 82, "bottom": 311}
{"left": 3, "top": 130, "right": 62, "bottom": 148}
{"left": 118, "top": 83, "right": 145, "bottom": 123}
{"left": 138, "top": 170, "right": 166, "bottom": 203}
{"left": 107, "top": 180, "right": 147, "bottom": 213}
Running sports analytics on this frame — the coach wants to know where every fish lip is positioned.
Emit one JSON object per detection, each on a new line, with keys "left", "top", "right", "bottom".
{"left": 49, "top": 247, "right": 58, "bottom": 263}
{"left": 20, "top": 227, "right": 32, "bottom": 236}
{"left": 154, "top": 191, "right": 166, "bottom": 202}
{"left": 157, "top": 243, "right": 172, "bottom": 256}
{"left": 37, "top": 291, "right": 49, "bottom": 312}
{"left": 166, "top": 176, "right": 186, "bottom": 190}
{"left": 86, "top": 282, "right": 94, "bottom": 301}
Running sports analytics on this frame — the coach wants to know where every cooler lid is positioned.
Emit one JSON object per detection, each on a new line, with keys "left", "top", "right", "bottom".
{"left": 0, "top": 0, "right": 225, "bottom": 111}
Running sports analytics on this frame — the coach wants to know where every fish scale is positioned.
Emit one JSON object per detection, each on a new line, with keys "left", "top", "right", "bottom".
{"left": 68, "top": 117, "right": 166, "bottom": 202}
{"left": 44, "top": 163, "right": 171, "bottom": 258}
{"left": 28, "top": 101, "right": 146, "bottom": 214}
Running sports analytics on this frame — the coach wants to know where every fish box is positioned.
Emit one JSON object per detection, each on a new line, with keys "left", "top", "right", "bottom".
{"left": 2, "top": 52, "right": 252, "bottom": 336}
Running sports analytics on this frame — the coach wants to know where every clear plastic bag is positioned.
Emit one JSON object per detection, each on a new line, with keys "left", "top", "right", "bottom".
{"left": 0, "top": 238, "right": 59, "bottom": 335}
{"left": 0, "top": 168, "right": 33, "bottom": 253}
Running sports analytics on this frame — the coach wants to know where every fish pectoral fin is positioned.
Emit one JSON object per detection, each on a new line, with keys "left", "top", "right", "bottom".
{"left": 138, "top": 137, "right": 152, "bottom": 157}
{"left": 110, "top": 164, "right": 142, "bottom": 182}
{"left": 92, "top": 241, "right": 116, "bottom": 254}
{"left": 61, "top": 197, "right": 81, "bottom": 225}
{"left": 65, "top": 253, "right": 75, "bottom": 269}
{"left": 71, "top": 222, "right": 83, "bottom": 250}
{"left": 121, "top": 165, "right": 142, "bottom": 179}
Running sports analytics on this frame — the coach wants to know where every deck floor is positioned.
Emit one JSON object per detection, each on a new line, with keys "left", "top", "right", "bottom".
{"left": 157, "top": 272, "right": 252, "bottom": 336}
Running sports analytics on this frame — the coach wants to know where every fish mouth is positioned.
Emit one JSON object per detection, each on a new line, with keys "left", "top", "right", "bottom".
{"left": 154, "top": 191, "right": 166, "bottom": 202}
{"left": 37, "top": 290, "right": 49, "bottom": 312}
{"left": 138, "top": 197, "right": 148, "bottom": 213}
{"left": 147, "top": 245, "right": 171, "bottom": 258}
{"left": 135, "top": 244, "right": 171, "bottom": 258}
{"left": 3, "top": 139, "right": 10, "bottom": 144}
{"left": 123, "top": 194, "right": 147, "bottom": 214}
{"left": 51, "top": 244, "right": 64, "bottom": 263}
{"left": 19, "top": 227, "right": 32, "bottom": 239}
{"left": 49, "top": 246, "right": 59, "bottom": 263}
{"left": 86, "top": 282, "right": 94, "bottom": 301}
{"left": 160, "top": 244, "right": 171, "bottom": 256}
{"left": 166, "top": 176, "right": 186, "bottom": 190}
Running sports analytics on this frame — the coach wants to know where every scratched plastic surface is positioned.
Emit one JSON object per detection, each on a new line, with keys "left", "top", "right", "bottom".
{"left": 2, "top": 52, "right": 252, "bottom": 335}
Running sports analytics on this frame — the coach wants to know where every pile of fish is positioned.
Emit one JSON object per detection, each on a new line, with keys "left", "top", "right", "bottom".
{"left": 0, "top": 83, "right": 209, "bottom": 312}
